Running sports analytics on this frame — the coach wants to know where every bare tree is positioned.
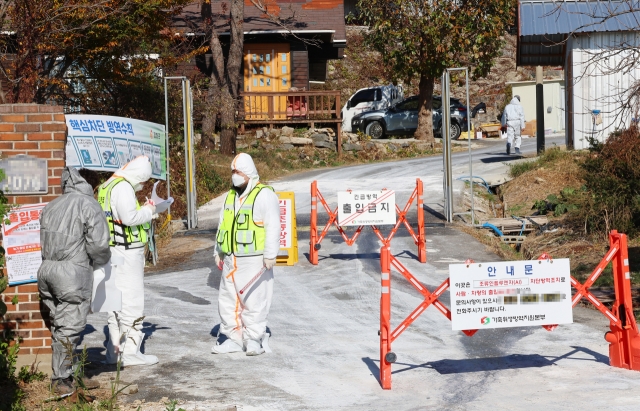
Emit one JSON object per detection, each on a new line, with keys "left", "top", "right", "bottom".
{"left": 200, "top": 0, "right": 318, "bottom": 155}
{"left": 0, "top": 0, "right": 14, "bottom": 103}
{"left": 0, "top": 0, "right": 192, "bottom": 115}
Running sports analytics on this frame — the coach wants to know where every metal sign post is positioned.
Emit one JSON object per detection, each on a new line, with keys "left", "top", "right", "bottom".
{"left": 164, "top": 76, "right": 198, "bottom": 230}
{"left": 441, "top": 68, "right": 474, "bottom": 225}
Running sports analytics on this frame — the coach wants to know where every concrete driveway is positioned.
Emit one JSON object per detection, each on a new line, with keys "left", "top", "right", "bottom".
{"left": 81, "top": 137, "right": 640, "bottom": 410}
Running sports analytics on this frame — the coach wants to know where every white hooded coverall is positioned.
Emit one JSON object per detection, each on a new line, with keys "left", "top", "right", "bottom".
{"left": 501, "top": 97, "right": 526, "bottom": 149}
{"left": 214, "top": 153, "right": 280, "bottom": 348}
{"left": 103, "top": 156, "right": 156, "bottom": 365}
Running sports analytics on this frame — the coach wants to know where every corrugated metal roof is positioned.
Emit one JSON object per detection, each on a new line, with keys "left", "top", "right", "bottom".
{"left": 520, "top": 0, "right": 640, "bottom": 36}
{"left": 518, "top": 33, "right": 566, "bottom": 66}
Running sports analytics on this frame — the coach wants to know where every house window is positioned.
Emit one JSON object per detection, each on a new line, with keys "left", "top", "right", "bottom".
{"left": 281, "top": 54, "right": 287, "bottom": 62}
{"left": 282, "top": 66, "right": 287, "bottom": 74}
{"left": 266, "top": 53, "right": 271, "bottom": 62}
{"left": 282, "top": 78, "right": 287, "bottom": 86}
{"left": 266, "top": 66, "right": 271, "bottom": 75}
{"left": 259, "top": 66, "right": 264, "bottom": 74}
{"left": 253, "top": 54, "right": 257, "bottom": 62}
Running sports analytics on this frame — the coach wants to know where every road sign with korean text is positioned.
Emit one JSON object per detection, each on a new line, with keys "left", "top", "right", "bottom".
{"left": 449, "top": 259, "right": 573, "bottom": 330}
{"left": 337, "top": 190, "right": 396, "bottom": 226}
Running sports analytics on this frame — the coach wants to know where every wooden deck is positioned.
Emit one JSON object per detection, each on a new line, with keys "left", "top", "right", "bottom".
{"left": 239, "top": 90, "right": 343, "bottom": 153}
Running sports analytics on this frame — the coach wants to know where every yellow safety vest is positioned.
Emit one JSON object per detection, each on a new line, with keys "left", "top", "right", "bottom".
{"left": 217, "top": 183, "right": 273, "bottom": 256}
{"left": 97, "top": 178, "right": 149, "bottom": 249}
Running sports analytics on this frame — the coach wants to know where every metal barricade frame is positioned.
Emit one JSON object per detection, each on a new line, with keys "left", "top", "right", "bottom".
{"left": 378, "top": 230, "right": 640, "bottom": 389}
{"left": 309, "top": 178, "right": 426, "bottom": 264}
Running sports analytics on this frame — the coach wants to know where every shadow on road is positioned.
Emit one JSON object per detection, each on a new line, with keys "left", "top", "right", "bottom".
{"left": 422, "top": 204, "right": 446, "bottom": 221}
{"left": 480, "top": 154, "right": 521, "bottom": 163}
{"left": 362, "top": 345, "right": 608, "bottom": 385}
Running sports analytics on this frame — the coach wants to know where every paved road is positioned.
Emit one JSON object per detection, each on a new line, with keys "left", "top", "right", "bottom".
{"left": 80, "top": 135, "right": 640, "bottom": 410}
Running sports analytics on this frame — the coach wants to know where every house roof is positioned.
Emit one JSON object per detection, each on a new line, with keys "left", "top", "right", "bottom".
{"left": 520, "top": 0, "right": 640, "bottom": 36}
{"left": 517, "top": 0, "right": 640, "bottom": 66}
{"left": 174, "top": 0, "right": 346, "bottom": 44}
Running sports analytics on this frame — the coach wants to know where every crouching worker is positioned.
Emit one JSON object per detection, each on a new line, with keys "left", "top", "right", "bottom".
{"left": 38, "top": 167, "right": 111, "bottom": 396}
{"left": 98, "top": 156, "right": 158, "bottom": 366}
{"left": 212, "top": 153, "right": 280, "bottom": 356}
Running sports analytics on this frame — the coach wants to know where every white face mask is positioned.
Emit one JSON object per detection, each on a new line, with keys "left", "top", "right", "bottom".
{"left": 232, "top": 174, "right": 247, "bottom": 187}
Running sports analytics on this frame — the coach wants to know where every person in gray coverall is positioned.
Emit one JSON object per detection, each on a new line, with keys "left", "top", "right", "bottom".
{"left": 38, "top": 167, "right": 111, "bottom": 396}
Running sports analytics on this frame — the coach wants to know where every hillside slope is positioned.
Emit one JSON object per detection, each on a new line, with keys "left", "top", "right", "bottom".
{"left": 317, "top": 27, "right": 563, "bottom": 124}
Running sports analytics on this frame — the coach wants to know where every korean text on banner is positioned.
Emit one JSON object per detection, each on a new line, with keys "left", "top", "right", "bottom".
{"left": 449, "top": 259, "right": 573, "bottom": 330}
{"left": 276, "top": 192, "right": 298, "bottom": 266}
{"left": 65, "top": 114, "right": 167, "bottom": 180}
{"left": 337, "top": 190, "right": 396, "bottom": 226}
{"left": 2, "top": 204, "right": 46, "bottom": 285}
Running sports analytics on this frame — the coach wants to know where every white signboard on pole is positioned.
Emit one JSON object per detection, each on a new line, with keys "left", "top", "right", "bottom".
{"left": 449, "top": 259, "right": 573, "bottom": 330}
{"left": 65, "top": 114, "right": 167, "bottom": 180}
{"left": 337, "top": 190, "right": 396, "bottom": 226}
{"left": 2, "top": 204, "right": 46, "bottom": 285}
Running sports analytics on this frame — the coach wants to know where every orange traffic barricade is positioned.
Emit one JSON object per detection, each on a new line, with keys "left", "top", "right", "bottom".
{"left": 378, "top": 230, "right": 640, "bottom": 389}
{"left": 309, "top": 178, "right": 426, "bottom": 264}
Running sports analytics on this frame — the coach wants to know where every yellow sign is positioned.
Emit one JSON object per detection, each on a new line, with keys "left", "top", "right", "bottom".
{"left": 276, "top": 192, "right": 298, "bottom": 266}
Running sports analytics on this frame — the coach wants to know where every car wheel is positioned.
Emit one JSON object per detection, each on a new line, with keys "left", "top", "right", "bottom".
{"left": 450, "top": 122, "right": 461, "bottom": 140}
{"left": 365, "top": 121, "right": 385, "bottom": 139}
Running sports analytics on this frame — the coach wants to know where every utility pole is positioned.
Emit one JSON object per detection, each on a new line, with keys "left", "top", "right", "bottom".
{"left": 536, "top": 66, "right": 545, "bottom": 154}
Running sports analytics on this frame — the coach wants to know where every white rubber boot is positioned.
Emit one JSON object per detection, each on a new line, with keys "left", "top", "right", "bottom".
{"left": 245, "top": 339, "right": 265, "bottom": 356}
{"left": 211, "top": 339, "right": 243, "bottom": 354}
{"left": 121, "top": 330, "right": 158, "bottom": 366}
{"left": 104, "top": 312, "right": 122, "bottom": 364}
{"left": 261, "top": 333, "right": 272, "bottom": 353}
{"left": 104, "top": 337, "right": 120, "bottom": 365}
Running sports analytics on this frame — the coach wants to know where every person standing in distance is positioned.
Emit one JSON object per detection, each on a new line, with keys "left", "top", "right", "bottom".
{"left": 212, "top": 153, "right": 280, "bottom": 356}
{"left": 38, "top": 167, "right": 111, "bottom": 396}
{"left": 501, "top": 95, "right": 526, "bottom": 155}
{"left": 98, "top": 156, "right": 158, "bottom": 366}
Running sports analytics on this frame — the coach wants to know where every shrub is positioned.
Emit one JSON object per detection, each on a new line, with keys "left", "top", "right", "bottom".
{"left": 579, "top": 127, "right": 640, "bottom": 236}
{"left": 533, "top": 187, "right": 582, "bottom": 217}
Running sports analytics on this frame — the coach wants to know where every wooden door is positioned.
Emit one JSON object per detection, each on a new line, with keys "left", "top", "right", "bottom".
{"left": 244, "top": 44, "right": 290, "bottom": 120}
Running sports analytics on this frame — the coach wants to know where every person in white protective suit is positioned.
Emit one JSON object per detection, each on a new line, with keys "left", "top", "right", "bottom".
{"left": 211, "top": 153, "right": 280, "bottom": 356}
{"left": 97, "top": 156, "right": 158, "bottom": 366}
{"left": 501, "top": 95, "right": 526, "bottom": 155}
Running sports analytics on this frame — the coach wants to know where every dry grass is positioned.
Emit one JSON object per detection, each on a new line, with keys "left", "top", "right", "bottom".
{"left": 500, "top": 152, "right": 585, "bottom": 215}
{"left": 458, "top": 149, "right": 615, "bottom": 283}
{"left": 18, "top": 378, "right": 114, "bottom": 410}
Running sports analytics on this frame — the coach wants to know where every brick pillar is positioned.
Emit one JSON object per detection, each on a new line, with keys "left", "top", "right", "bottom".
{"left": 0, "top": 103, "right": 66, "bottom": 355}
{"left": 2, "top": 284, "right": 52, "bottom": 355}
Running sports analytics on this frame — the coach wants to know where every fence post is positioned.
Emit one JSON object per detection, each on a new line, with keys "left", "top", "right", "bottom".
{"left": 310, "top": 180, "right": 319, "bottom": 265}
{"left": 336, "top": 94, "right": 342, "bottom": 155}
{"left": 416, "top": 178, "right": 426, "bottom": 263}
{"left": 380, "top": 245, "right": 392, "bottom": 389}
{"left": 606, "top": 230, "right": 640, "bottom": 370}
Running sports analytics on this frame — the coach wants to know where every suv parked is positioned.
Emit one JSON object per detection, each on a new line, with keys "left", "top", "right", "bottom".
{"left": 350, "top": 95, "right": 469, "bottom": 139}
{"left": 341, "top": 84, "right": 404, "bottom": 132}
